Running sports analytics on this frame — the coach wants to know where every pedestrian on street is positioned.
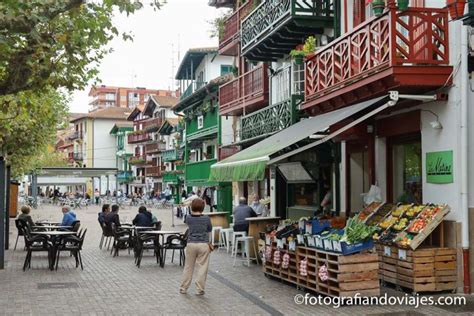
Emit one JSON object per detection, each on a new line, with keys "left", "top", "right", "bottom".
{"left": 94, "top": 189, "right": 100, "bottom": 205}
{"left": 180, "top": 198, "right": 213, "bottom": 296}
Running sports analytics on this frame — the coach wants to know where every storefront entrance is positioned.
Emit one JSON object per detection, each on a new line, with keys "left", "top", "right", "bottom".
{"left": 387, "top": 133, "right": 422, "bottom": 204}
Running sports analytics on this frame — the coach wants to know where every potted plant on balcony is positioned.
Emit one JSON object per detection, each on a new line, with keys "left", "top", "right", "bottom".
{"left": 290, "top": 36, "right": 316, "bottom": 65}
{"left": 397, "top": 0, "right": 409, "bottom": 10}
{"left": 371, "top": 0, "right": 385, "bottom": 16}
{"left": 447, "top": 0, "right": 467, "bottom": 19}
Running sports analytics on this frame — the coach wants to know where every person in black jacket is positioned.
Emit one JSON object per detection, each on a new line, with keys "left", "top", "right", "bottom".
{"left": 104, "top": 204, "right": 121, "bottom": 229}
{"left": 233, "top": 197, "right": 257, "bottom": 233}
{"left": 132, "top": 206, "right": 153, "bottom": 227}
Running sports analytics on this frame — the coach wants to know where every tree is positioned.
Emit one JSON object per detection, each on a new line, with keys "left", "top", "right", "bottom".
{"left": 0, "top": 0, "right": 164, "bottom": 175}
{"left": 0, "top": 0, "right": 165, "bottom": 99}
{"left": 1, "top": 88, "right": 69, "bottom": 177}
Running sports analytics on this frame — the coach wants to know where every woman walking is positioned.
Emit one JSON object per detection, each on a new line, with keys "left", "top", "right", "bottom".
{"left": 180, "top": 198, "right": 213, "bottom": 295}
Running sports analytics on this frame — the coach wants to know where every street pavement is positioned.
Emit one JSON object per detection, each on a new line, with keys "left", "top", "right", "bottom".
{"left": 0, "top": 203, "right": 471, "bottom": 315}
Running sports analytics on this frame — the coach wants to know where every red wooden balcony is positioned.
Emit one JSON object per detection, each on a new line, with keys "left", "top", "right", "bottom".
{"left": 303, "top": 7, "right": 453, "bottom": 115}
{"left": 145, "top": 142, "right": 167, "bottom": 154}
{"left": 143, "top": 118, "right": 163, "bottom": 132}
{"left": 129, "top": 155, "right": 146, "bottom": 165}
{"left": 128, "top": 132, "right": 151, "bottom": 144}
{"left": 219, "top": 64, "right": 269, "bottom": 116}
{"left": 219, "top": 0, "right": 254, "bottom": 56}
{"left": 67, "top": 152, "right": 74, "bottom": 161}
{"left": 145, "top": 166, "right": 165, "bottom": 177}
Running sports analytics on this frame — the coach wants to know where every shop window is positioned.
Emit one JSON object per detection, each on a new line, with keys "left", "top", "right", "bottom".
{"left": 392, "top": 141, "right": 422, "bottom": 204}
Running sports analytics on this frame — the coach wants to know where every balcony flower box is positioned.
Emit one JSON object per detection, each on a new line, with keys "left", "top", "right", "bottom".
{"left": 129, "top": 157, "right": 146, "bottom": 165}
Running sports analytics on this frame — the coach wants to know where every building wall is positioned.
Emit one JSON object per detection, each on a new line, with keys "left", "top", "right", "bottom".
{"left": 85, "top": 119, "right": 94, "bottom": 168}
{"left": 93, "top": 119, "right": 120, "bottom": 168}
{"left": 195, "top": 54, "right": 234, "bottom": 83}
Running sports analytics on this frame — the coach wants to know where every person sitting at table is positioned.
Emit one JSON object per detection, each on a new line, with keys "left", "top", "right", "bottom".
{"left": 61, "top": 206, "right": 77, "bottom": 226}
{"left": 105, "top": 204, "right": 121, "bottom": 228}
{"left": 250, "top": 194, "right": 267, "bottom": 217}
{"left": 98, "top": 204, "right": 110, "bottom": 225}
{"left": 18, "top": 205, "right": 35, "bottom": 228}
{"left": 132, "top": 206, "right": 153, "bottom": 227}
{"left": 180, "top": 198, "right": 212, "bottom": 295}
{"left": 233, "top": 197, "right": 257, "bottom": 233}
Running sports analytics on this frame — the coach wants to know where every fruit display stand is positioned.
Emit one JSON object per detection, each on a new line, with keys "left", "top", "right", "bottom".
{"left": 264, "top": 243, "right": 380, "bottom": 297}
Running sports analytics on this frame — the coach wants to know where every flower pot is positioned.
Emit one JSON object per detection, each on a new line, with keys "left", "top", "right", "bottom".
{"left": 293, "top": 55, "right": 304, "bottom": 65}
{"left": 372, "top": 0, "right": 385, "bottom": 16}
{"left": 447, "top": 0, "right": 467, "bottom": 19}
{"left": 398, "top": 0, "right": 409, "bottom": 10}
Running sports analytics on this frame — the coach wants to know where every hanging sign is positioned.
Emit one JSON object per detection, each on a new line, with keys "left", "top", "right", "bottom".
{"left": 426, "top": 150, "right": 453, "bottom": 184}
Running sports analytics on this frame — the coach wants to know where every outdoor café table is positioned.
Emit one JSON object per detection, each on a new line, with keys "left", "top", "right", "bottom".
{"left": 35, "top": 221, "right": 62, "bottom": 226}
{"left": 136, "top": 230, "right": 181, "bottom": 267}
{"left": 31, "top": 231, "right": 77, "bottom": 270}
{"left": 32, "top": 225, "right": 72, "bottom": 230}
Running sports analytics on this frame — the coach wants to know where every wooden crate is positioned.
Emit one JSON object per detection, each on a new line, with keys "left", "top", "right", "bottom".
{"left": 296, "top": 247, "right": 380, "bottom": 297}
{"left": 263, "top": 243, "right": 298, "bottom": 285}
{"left": 375, "top": 244, "right": 457, "bottom": 293}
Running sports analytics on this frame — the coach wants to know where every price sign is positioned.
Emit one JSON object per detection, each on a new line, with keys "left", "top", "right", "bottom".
{"left": 277, "top": 239, "right": 284, "bottom": 249}
{"left": 265, "top": 235, "right": 271, "bottom": 245}
{"left": 297, "top": 234, "right": 305, "bottom": 245}
{"left": 398, "top": 249, "right": 407, "bottom": 260}
{"left": 384, "top": 246, "right": 391, "bottom": 257}
{"left": 289, "top": 241, "right": 296, "bottom": 252}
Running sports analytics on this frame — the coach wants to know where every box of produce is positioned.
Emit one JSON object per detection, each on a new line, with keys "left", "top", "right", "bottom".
{"left": 392, "top": 217, "right": 410, "bottom": 231}
{"left": 378, "top": 215, "right": 398, "bottom": 230}
{"left": 358, "top": 202, "right": 383, "bottom": 222}
{"left": 405, "top": 205, "right": 426, "bottom": 218}
{"left": 339, "top": 238, "right": 375, "bottom": 255}
{"left": 394, "top": 231, "right": 415, "bottom": 248}
{"left": 366, "top": 203, "right": 394, "bottom": 226}
{"left": 332, "top": 217, "right": 377, "bottom": 254}
{"left": 310, "top": 219, "right": 331, "bottom": 235}
{"left": 391, "top": 204, "right": 412, "bottom": 217}
{"left": 374, "top": 229, "right": 398, "bottom": 245}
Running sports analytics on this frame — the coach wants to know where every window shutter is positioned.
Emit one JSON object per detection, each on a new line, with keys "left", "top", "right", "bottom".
{"left": 353, "top": 0, "right": 366, "bottom": 27}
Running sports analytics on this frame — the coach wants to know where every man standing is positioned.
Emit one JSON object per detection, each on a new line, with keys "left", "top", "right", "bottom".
{"left": 233, "top": 197, "right": 257, "bottom": 233}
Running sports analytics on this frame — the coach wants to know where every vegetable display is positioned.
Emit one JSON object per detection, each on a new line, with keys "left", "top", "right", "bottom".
{"left": 340, "top": 217, "right": 378, "bottom": 244}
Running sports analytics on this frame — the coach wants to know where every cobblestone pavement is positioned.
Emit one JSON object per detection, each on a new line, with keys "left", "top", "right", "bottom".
{"left": 0, "top": 203, "right": 471, "bottom": 315}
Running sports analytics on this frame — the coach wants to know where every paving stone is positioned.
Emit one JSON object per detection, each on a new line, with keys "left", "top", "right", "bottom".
{"left": 0, "top": 203, "right": 467, "bottom": 315}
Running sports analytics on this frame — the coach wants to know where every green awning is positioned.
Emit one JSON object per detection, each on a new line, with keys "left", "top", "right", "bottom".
{"left": 209, "top": 96, "right": 388, "bottom": 182}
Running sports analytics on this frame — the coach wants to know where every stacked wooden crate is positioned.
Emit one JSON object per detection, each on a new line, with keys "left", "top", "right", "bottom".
{"left": 264, "top": 244, "right": 380, "bottom": 297}
{"left": 376, "top": 245, "right": 457, "bottom": 293}
{"left": 263, "top": 243, "right": 298, "bottom": 284}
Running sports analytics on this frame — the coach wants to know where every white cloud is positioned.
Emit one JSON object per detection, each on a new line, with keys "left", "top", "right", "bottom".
{"left": 70, "top": 0, "right": 221, "bottom": 113}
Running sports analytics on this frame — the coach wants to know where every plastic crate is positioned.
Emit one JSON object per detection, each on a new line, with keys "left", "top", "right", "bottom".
{"left": 332, "top": 238, "right": 374, "bottom": 255}
{"left": 310, "top": 220, "right": 330, "bottom": 235}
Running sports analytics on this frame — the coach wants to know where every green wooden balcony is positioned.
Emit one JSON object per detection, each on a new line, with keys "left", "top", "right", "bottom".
{"left": 162, "top": 148, "right": 184, "bottom": 162}
{"left": 180, "top": 81, "right": 207, "bottom": 101}
{"left": 185, "top": 159, "right": 217, "bottom": 186}
{"left": 240, "top": 95, "right": 303, "bottom": 142}
{"left": 117, "top": 171, "right": 134, "bottom": 184}
{"left": 163, "top": 170, "right": 184, "bottom": 184}
{"left": 241, "top": 0, "right": 334, "bottom": 61}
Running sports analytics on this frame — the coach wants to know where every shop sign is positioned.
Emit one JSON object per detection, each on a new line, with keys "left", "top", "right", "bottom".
{"left": 398, "top": 249, "right": 407, "bottom": 261}
{"left": 426, "top": 150, "right": 453, "bottom": 184}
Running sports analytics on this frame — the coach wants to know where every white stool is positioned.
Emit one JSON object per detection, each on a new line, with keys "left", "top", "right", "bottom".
{"left": 233, "top": 236, "right": 258, "bottom": 267}
{"left": 231, "top": 231, "right": 247, "bottom": 257}
{"left": 218, "top": 228, "right": 233, "bottom": 253}
{"left": 211, "top": 226, "right": 223, "bottom": 246}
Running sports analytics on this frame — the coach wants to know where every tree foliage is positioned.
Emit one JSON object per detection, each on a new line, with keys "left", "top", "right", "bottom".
{"left": 0, "top": 0, "right": 164, "bottom": 175}
{"left": 1, "top": 88, "right": 69, "bottom": 177}
{"left": 0, "top": 0, "right": 164, "bottom": 98}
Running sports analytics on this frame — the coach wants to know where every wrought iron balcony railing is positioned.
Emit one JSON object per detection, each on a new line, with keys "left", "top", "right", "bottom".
{"left": 219, "top": 64, "right": 269, "bottom": 115}
{"left": 241, "top": 0, "right": 334, "bottom": 60}
{"left": 68, "top": 131, "right": 83, "bottom": 141}
{"left": 303, "top": 7, "right": 451, "bottom": 113}
{"left": 162, "top": 148, "right": 184, "bottom": 162}
{"left": 240, "top": 95, "right": 303, "bottom": 141}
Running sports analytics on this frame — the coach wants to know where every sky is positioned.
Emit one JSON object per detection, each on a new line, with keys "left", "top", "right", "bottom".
{"left": 69, "top": 0, "right": 224, "bottom": 113}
